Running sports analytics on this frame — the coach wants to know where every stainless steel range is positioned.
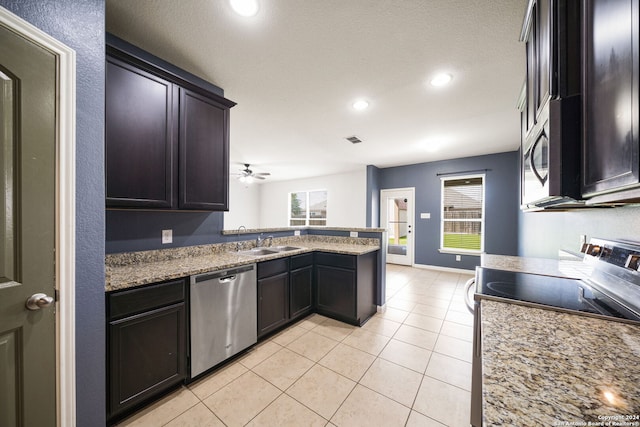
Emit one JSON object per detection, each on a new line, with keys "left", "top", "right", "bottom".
{"left": 465, "top": 238, "right": 640, "bottom": 427}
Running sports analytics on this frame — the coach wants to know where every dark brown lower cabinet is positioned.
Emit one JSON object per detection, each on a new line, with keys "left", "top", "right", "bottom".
{"left": 290, "top": 253, "right": 314, "bottom": 320}
{"left": 107, "top": 279, "right": 187, "bottom": 423}
{"left": 316, "top": 264, "right": 356, "bottom": 320}
{"left": 257, "top": 258, "right": 290, "bottom": 338}
{"left": 315, "top": 251, "right": 377, "bottom": 326}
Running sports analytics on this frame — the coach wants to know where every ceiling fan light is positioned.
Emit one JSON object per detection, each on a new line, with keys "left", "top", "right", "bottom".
{"left": 230, "top": 0, "right": 259, "bottom": 17}
{"left": 245, "top": 175, "right": 254, "bottom": 184}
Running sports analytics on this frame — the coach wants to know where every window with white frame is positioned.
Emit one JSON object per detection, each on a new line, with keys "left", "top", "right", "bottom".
{"left": 440, "top": 175, "right": 485, "bottom": 253}
{"left": 289, "top": 190, "right": 327, "bottom": 226}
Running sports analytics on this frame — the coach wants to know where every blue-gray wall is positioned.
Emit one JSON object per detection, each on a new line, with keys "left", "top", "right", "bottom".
{"left": 377, "top": 151, "right": 520, "bottom": 270}
{"left": 0, "top": 1, "right": 106, "bottom": 426}
{"left": 518, "top": 205, "right": 640, "bottom": 258}
{"left": 106, "top": 210, "right": 225, "bottom": 253}
{"left": 366, "top": 165, "right": 381, "bottom": 228}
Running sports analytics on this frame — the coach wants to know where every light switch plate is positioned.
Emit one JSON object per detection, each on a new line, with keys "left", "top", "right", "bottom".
{"left": 420, "top": 213, "right": 431, "bottom": 219}
{"left": 350, "top": 231, "right": 358, "bottom": 238}
{"left": 162, "top": 229, "right": 173, "bottom": 244}
{"left": 455, "top": 255, "right": 461, "bottom": 261}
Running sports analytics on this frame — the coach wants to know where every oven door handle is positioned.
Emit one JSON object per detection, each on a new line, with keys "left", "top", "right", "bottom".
{"left": 464, "top": 278, "right": 476, "bottom": 314}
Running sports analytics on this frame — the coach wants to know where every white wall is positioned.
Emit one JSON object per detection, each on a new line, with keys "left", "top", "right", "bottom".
{"left": 258, "top": 168, "right": 368, "bottom": 228}
{"left": 224, "top": 178, "right": 261, "bottom": 229}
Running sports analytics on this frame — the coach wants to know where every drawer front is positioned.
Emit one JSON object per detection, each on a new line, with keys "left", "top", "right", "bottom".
{"left": 315, "top": 252, "right": 356, "bottom": 269}
{"left": 257, "top": 257, "right": 289, "bottom": 279}
{"left": 109, "top": 278, "right": 185, "bottom": 320}
{"left": 290, "top": 253, "right": 313, "bottom": 270}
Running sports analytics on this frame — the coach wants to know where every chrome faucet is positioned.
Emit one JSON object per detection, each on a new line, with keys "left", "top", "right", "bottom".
{"left": 236, "top": 225, "right": 246, "bottom": 251}
{"left": 256, "top": 234, "right": 274, "bottom": 248}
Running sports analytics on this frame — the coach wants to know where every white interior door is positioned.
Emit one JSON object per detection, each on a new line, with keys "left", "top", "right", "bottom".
{"left": 381, "top": 188, "right": 414, "bottom": 266}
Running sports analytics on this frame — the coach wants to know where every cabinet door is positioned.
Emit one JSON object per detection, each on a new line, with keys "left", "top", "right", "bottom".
{"left": 582, "top": 0, "right": 639, "bottom": 197}
{"left": 179, "top": 88, "right": 230, "bottom": 210}
{"left": 108, "top": 302, "right": 186, "bottom": 419}
{"left": 315, "top": 265, "right": 356, "bottom": 321}
{"left": 106, "top": 57, "right": 176, "bottom": 208}
{"left": 257, "top": 272, "right": 289, "bottom": 337}
{"left": 525, "top": 7, "right": 537, "bottom": 135}
{"left": 290, "top": 265, "right": 313, "bottom": 320}
{"left": 535, "top": 0, "right": 552, "bottom": 116}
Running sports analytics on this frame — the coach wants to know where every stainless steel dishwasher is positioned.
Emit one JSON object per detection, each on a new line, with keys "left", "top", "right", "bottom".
{"left": 190, "top": 264, "right": 257, "bottom": 378}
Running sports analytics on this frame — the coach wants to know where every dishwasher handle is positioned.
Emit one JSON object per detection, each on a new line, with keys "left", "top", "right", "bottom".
{"left": 193, "top": 264, "right": 255, "bottom": 284}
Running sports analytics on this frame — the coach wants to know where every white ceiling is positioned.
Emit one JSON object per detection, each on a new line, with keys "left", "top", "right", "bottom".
{"left": 106, "top": 0, "right": 526, "bottom": 182}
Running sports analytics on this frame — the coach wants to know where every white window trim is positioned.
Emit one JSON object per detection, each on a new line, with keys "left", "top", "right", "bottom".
{"left": 439, "top": 173, "right": 486, "bottom": 255}
{"left": 288, "top": 189, "right": 328, "bottom": 227}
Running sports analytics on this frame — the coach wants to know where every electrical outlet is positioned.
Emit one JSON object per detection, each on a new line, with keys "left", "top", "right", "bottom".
{"left": 456, "top": 255, "right": 461, "bottom": 262}
{"left": 350, "top": 231, "right": 358, "bottom": 238}
{"left": 294, "top": 230, "right": 301, "bottom": 236}
{"left": 162, "top": 229, "right": 173, "bottom": 244}
{"left": 420, "top": 212, "right": 431, "bottom": 219}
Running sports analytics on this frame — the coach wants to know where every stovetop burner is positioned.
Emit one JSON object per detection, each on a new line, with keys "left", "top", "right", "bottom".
{"left": 476, "top": 268, "right": 640, "bottom": 321}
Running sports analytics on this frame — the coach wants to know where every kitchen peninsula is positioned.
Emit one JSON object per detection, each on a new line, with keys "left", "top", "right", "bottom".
{"left": 477, "top": 254, "right": 640, "bottom": 425}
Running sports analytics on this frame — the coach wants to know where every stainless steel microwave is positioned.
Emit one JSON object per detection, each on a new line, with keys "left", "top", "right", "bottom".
{"left": 520, "top": 96, "right": 582, "bottom": 210}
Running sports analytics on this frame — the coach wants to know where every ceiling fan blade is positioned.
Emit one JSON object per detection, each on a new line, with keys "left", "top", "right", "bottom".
{"left": 254, "top": 172, "right": 271, "bottom": 176}
{"left": 254, "top": 175, "right": 266, "bottom": 180}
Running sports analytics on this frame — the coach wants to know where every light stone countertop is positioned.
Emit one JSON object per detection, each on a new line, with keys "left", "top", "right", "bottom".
{"left": 481, "top": 253, "right": 592, "bottom": 280}
{"left": 106, "top": 237, "right": 379, "bottom": 292}
{"left": 481, "top": 300, "right": 640, "bottom": 426}
{"left": 221, "top": 226, "right": 386, "bottom": 235}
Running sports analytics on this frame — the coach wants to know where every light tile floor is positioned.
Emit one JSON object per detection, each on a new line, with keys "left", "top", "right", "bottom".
{"left": 115, "top": 264, "right": 475, "bottom": 427}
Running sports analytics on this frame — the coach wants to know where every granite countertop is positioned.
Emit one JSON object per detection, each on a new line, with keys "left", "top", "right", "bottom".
{"left": 221, "top": 226, "right": 386, "bottom": 235}
{"left": 106, "top": 236, "right": 379, "bottom": 292}
{"left": 481, "top": 299, "right": 640, "bottom": 425}
{"left": 481, "top": 254, "right": 592, "bottom": 280}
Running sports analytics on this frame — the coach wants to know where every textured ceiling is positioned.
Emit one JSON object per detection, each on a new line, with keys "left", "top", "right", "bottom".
{"left": 106, "top": 0, "right": 526, "bottom": 181}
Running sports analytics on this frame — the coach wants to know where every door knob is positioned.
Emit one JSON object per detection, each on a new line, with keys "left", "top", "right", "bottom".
{"left": 25, "top": 293, "right": 54, "bottom": 311}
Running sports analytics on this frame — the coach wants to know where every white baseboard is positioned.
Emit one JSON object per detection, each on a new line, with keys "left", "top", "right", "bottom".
{"left": 412, "top": 263, "right": 475, "bottom": 274}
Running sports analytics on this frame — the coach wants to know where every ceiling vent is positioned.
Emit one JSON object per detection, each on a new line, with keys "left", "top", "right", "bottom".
{"left": 346, "top": 135, "right": 362, "bottom": 144}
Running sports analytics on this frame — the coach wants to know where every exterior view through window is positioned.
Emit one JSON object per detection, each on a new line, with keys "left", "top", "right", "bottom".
{"left": 289, "top": 190, "right": 327, "bottom": 226}
{"left": 440, "top": 175, "right": 484, "bottom": 253}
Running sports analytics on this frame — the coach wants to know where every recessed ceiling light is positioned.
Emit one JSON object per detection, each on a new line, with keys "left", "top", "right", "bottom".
{"left": 352, "top": 99, "right": 369, "bottom": 111}
{"left": 430, "top": 73, "right": 453, "bottom": 87}
{"left": 418, "top": 136, "right": 450, "bottom": 152}
{"left": 230, "top": 0, "right": 259, "bottom": 17}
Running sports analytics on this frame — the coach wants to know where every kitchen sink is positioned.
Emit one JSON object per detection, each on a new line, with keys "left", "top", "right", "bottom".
{"left": 238, "top": 248, "right": 279, "bottom": 256}
{"left": 271, "top": 246, "right": 301, "bottom": 252}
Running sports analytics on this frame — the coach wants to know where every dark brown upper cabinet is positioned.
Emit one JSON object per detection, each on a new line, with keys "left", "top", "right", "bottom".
{"left": 105, "top": 35, "right": 236, "bottom": 211}
{"left": 582, "top": 0, "right": 640, "bottom": 203}
{"left": 178, "top": 88, "right": 231, "bottom": 210}
{"left": 519, "top": 0, "right": 582, "bottom": 209}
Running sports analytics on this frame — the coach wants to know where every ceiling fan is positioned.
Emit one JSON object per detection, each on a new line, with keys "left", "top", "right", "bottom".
{"left": 233, "top": 163, "right": 271, "bottom": 183}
